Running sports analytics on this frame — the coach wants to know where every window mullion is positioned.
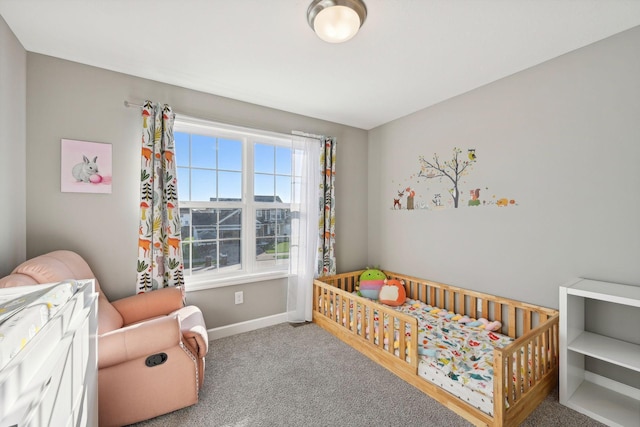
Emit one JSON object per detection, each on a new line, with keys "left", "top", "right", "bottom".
{"left": 244, "top": 137, "right": 254, "bottom": 273}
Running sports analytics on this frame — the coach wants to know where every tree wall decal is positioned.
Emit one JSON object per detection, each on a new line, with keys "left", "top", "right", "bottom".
{"left": 417, "top": 147, "right": 476, "bottom": 208}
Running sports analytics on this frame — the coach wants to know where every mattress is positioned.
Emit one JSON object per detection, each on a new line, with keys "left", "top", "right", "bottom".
{"left": 0, "top": 281, "right": 78, "bottom": 370}
{"left": 395, "top": 299, "right": 513, "bottom": 415}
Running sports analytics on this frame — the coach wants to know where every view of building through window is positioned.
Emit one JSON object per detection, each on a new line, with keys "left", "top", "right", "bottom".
{"left": 174, "top": 126, "right": 294, "bottom": 277}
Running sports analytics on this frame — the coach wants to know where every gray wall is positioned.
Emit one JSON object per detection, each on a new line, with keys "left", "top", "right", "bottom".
{"left": 12, "top": 23, "right": 640, "bottom": 333}
{"left": 369, "top": 26, "right": 640, "bottom": 388}
{"left": 368, "top": 25, "right": 640, "bottom": 311}
{"left": 26, "top": 54, "right": 368, "bottom": 328}
{"left": 0, "top": 16, "right": 26, "bottom": 277}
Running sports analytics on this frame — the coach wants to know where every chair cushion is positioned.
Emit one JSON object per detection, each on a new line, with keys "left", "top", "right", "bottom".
{"left": 0, "top": 273, "right": 38, "bottom": 288}
{"left": 12, "top": 253, "right": 77, "bottom": 283}
{"left": 97, "top": 295, "right": 125, "bottom": 334}
{"left": 11, "top": 250, "right": 124, "bottom": 333}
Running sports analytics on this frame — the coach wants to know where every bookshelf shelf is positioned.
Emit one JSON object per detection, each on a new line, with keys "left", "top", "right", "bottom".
{"left": 559, "top": 278, "right": 640, "bottom": 427}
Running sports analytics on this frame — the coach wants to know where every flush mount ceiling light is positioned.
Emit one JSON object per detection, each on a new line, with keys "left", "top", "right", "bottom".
{"left": 307, "top": 0, "right": 367, "bottom": 43}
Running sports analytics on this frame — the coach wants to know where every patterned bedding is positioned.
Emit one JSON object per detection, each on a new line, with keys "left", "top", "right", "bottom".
{"left": 324, "top": 296, "right": 516, "bottom": 416}
{"left": 0, "top": 281, "right": 78, "bottom": 370}
{"left": 396, "top": 299, "right": 513, "bottom": 415}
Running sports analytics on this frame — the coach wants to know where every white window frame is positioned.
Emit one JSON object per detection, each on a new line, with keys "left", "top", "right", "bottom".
{"left": 174, "top": 116, "right": 295, "bottom": 290}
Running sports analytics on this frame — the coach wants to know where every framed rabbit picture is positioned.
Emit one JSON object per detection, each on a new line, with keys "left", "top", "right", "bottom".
{"left": 61, "top": 139, "right": 112, "bottom": 194}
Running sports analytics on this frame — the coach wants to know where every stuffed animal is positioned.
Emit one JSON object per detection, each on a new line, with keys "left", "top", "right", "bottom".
{"left": 358, "top": 268, "right": 386, "bottom": 299}
{"left": 467, "top": 317, "right": 502, "bottom": 331}
{"left": 379, "top": 278, "right": 407, "bottom": 306}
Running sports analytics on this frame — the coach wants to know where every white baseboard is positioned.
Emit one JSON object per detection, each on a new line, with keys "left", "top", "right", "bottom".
{"left": 208, "top": 312, "right": 288, "bottom": 340}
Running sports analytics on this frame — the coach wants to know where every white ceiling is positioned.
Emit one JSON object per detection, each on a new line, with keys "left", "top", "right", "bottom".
{"left": 1, "top": 0, "right": 639, "bottom": 130}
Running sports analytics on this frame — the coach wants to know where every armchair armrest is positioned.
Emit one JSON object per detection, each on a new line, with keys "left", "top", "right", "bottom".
{"left": 98, "top": 315, "right": 181, "bottom": 369}
{"left": 171, "top": 305, "right": 209, "bottom": 358}
{"left": 111, "top": 286, "right": 183, "bottom": 326}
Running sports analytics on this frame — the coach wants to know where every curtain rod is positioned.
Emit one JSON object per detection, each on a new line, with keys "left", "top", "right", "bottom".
{"left": 124, "top": 100, "right": 144, "bottom": 109}
{"left": 124, "top": 100, "right": 264, "bottom": 131}
{"left": 125, "top": 100, "right": 193, "bottom": 118}
{"left": 124, "top": 100, "right": 324, "bottom": 140}
{"left": 291, "top": 130, "right": 324, "bottom": 140}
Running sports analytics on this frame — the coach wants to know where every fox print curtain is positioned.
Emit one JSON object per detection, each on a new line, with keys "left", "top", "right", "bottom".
{"left": 136, "top": 101, "right": 184, "bottom": 292}
{"left": 318, "top": 136, "right": 336, "bottom": 276}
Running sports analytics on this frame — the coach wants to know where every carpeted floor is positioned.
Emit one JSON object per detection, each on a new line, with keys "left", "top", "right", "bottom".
{"left": 130, "top": 322, "right": 605, "bottom": 426}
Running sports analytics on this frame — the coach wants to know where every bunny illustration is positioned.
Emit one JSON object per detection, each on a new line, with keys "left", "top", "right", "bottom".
{"left": 72, "top": 155, "right": 99, "bottom": 182}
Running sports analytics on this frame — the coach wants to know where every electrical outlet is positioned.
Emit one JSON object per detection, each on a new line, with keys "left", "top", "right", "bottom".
{"left": 477, "top": 299, "right": 483, "bottom": 312}
{"left": 234, "top": 291, "right": 243, "bottom": 305}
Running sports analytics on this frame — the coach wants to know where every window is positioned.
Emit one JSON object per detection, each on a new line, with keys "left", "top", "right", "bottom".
{"left": 174, "top": 117, "right": 300, "bottom": 284}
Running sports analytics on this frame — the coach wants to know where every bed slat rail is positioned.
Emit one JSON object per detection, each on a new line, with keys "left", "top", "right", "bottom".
{"left": 314, "top": 275, "right": 419, "bottom": 370}
{"left": 493, "top": 315, "right": 559, "bottom": 425}
{"left": 384, "top": 271, "right": 557, "bottom": 339}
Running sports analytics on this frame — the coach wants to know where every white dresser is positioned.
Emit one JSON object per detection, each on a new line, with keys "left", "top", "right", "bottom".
{"left": 0, "top": 280, "right": 98, "bottom": 427}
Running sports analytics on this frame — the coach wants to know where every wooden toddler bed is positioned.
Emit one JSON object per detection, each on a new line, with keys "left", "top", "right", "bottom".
{"left": 312, "top": 270, "right": 559, "bottom": 427}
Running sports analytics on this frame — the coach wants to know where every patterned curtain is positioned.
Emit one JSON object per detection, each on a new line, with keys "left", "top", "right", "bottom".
{"left": 136, "top": 101, "right": 184, "bottom": 293}
{"left": 318, "top": 136, "right": 336, "bottom": 276}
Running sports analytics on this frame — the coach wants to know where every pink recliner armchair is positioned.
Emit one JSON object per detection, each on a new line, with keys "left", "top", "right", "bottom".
{"left": 0, "top": 250, "right": 208, "bottom": 426}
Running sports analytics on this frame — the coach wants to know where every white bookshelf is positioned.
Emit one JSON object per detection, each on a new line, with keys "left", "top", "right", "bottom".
{"left": 559, "top": 278, "right": 640, "bottom": 427}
